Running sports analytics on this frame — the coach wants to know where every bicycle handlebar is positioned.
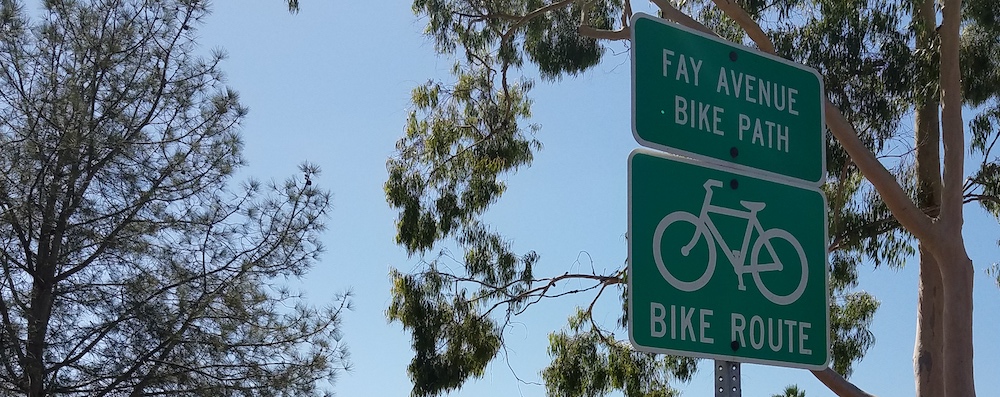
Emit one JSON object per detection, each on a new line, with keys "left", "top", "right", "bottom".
{"left": 703, "top": 179, "right": 724, "bottom": 191}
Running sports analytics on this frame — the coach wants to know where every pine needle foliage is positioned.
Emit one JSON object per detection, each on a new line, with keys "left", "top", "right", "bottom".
{"left": 0, "top": 1, "right": 348, "bottom": 395}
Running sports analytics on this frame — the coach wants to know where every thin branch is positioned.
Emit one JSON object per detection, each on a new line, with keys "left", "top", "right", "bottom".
{"left": 574, "top": 0, "right": 632, "bottom": 40}
{"left": 827, "top": 215, "right": 903, "bottom": 253}
{"left": 964, "top": 193, "right": 1000, "bottom": 206}
{"left": 585, "top": 275, "right": 620, "bottom": 346}
{"left": 811, "top": 367, "right": 876, "bottom": 397}
{"left": 433, "top": 269, "right": 621, "bottom": 320}
{"left": 979, "top": 109, "right": 1000, "bottom": 159}
{"left": 578, "top": 25, "right": 630, "bottom": 40}
{"left": 650, "top": 0, "right": 719, "bottom": 37}
{"left": 501, "top": 0, "right": 578, "bottom": 43}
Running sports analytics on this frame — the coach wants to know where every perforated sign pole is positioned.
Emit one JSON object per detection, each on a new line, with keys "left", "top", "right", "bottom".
{"left": 715, "top": 361, "right": 741, "bottom": 397}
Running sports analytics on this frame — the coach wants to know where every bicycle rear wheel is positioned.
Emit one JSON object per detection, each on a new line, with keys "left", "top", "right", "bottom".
{"left": 652, "top": 211, "right": 716, "bottom": 292}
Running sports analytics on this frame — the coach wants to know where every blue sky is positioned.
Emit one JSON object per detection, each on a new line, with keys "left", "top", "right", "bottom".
{"left": 196, "top": 2, "right": 1000, "bottom": 396}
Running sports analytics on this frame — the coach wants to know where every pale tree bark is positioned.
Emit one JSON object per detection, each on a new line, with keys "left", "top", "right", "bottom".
{"left": 812, "top": 368, "right": 876, "bottom": 397}
{"left": 936, "top": 1, "right": 976, "bottom": 395}
{"left": 912, "top": 1, "right": 945, "bottom": 394}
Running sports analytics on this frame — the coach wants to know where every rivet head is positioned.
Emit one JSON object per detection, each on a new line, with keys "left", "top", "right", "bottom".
{"left": 730, "top": 340, "right": 740, "bottom": 351}
{"left": 729, "top": 179, "right": 739, "bottom": 190}
{"left": 729, "top": 51, "right": 738, "bottom": 61}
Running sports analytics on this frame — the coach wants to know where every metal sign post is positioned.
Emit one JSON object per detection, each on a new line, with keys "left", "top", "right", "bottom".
{"left": 715, "top": 360, "right": 741, "bottom": 397}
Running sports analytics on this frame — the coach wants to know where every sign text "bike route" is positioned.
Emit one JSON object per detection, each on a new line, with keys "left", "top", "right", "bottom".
{"left": 628, "top": 149, "right": 829, "bottom": 369}
{"left": 631, "top": 13, "right": 825, "bottom": 185}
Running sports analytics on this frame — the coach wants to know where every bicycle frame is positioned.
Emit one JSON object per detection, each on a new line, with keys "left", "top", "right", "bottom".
{"left": 684, "top": 180, "right": 783, "bottom": 290}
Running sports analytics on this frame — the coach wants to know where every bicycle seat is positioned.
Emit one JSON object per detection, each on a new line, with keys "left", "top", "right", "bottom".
{"left": 740, "top": 200, "right": 766, "bottom": 212}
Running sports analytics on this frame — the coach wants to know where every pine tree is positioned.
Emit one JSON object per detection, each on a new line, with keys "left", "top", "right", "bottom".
{"left": 0, "top": 1, "right": 349, "bottom": 395}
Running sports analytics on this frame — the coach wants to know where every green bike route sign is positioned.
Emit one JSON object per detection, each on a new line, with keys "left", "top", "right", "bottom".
{"left": 631, "top": 13, "right": 826, "bottom": 185}
{"left": 627, "top": 149, "right": 829, "bottom": 369}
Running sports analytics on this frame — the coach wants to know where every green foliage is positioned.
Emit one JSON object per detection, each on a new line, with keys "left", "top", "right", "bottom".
{"left": 774, "top": 1, "right": 912, "bottom": 159}
{"left": 0, "top": 1, "right": 347, "bottom": 395}
{"left": 411, "top": 0, "right": 622, "bottom": 69}
{"left": 968, "top": 105, "right": 1000, "bottom": 217}
{"left": 830, "top": 292, "right": 879, "bottom": 378}
{"left": 827, "top": 254, "right": 880, "bottom": 378}
{"left": 988, "top": 262, "right": 1000, "bottom": 288}
{"left": 771, "top": 384, "right": 806, "bottom": 397}
{"left": 386, "top": 61, "right": 539, "bottom": 254}
{"left": 961, "top": 26, "right": 1000, "bottom": 106}
{"left": 386, "top": 2, "right": 649, "bottom": 394}
{"left": 387, "top": 265, "right": 502, "bottom": 397}
{"left": 386, "top": 222, "right": 538, "bottom": 396}
{"left": 542, "top": 310, "right": 695, "bottom": 397}
{"left": 524, "top": 0, "right": 619, "bottom": 80}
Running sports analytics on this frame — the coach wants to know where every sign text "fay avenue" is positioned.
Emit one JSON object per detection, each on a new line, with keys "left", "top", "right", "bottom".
{"left": 631, "top": 13, "right": 825, "bottom": 185}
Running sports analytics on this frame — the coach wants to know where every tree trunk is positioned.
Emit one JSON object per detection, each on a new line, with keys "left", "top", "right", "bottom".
{"left": 911, "top": 0, "right": 946, "bottom": 394}
{"left": 936, "top": 245, "right": 976, "bottom": 397}
{"left": 913, "top": 94, "right": 943, "bottom": 397}
{"left": 936, "top": 0, "right": 976, "bottom": 394}
{"left": 26, "top": 277, "right": 55, "bottom": 397}
{"left": 914, "top": 249, "right": 944, "bottom": 397}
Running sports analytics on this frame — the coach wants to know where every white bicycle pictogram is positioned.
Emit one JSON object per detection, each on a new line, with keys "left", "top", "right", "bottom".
{"left": 652, "top": 179, "right": 807, "bottom": 305}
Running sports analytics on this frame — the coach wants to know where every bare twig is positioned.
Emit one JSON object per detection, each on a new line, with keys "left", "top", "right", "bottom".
{"left": 501, "top": 0, "right": 578, "bottom": 42}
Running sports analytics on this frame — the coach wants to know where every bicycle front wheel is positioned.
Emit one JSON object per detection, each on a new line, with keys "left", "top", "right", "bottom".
{"left": 652, "top": 211, "right": 716, "bottom": 292}
{"left": 750, "top": 228, "right": 808, "bottom": 305}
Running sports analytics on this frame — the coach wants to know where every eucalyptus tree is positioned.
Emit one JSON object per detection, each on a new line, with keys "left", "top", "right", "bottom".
{"left": 0, "top": 1, "right": 349, "bottom": 396}
{"left": 384, "top": 0, "right": 998, "bottom": 396}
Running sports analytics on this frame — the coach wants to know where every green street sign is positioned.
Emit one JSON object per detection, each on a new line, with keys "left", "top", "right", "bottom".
{"left": 631, "top": 13, "right": 825, "bottom": 185}
{"left": 628, "top": 149, "right": 829, "bottom": 369}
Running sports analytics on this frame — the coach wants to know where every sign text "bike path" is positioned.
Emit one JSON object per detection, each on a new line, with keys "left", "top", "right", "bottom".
{"left": 631, "top": 13, "right": 825, "bottom": 185}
